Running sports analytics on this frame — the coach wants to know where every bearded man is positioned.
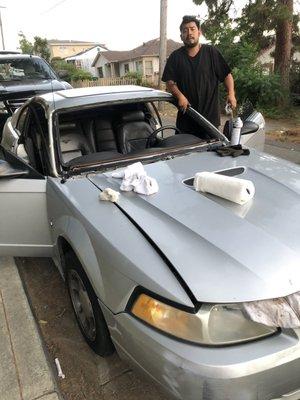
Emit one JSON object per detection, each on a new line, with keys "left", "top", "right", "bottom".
{"left": 162, "top": 15, "right": 237, "bottom": 135}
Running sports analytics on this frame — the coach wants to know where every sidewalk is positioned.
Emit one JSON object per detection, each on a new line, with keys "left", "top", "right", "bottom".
{"left": 0, "top": 256, "right": 62, "bottom": 400}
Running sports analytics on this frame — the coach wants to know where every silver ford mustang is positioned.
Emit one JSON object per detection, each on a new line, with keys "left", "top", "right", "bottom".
{"left": 0, "top": 86, "right": 300, "bottom": 400}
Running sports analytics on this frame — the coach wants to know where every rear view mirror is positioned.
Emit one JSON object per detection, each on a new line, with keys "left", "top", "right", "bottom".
{"left": 57, "top": 70, "right": 69, "bottom": 79}
{"left": 0, "top": 159, "right": 29, "bottom": 178}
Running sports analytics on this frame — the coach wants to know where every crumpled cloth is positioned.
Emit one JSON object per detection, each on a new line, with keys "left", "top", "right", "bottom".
{"left": 112, "top": 162, "right": 159, "bottom": 195}
{"left": 243, "top": 291, "right": 300, "bottom": 329}
{"left": 99, "top": 188, "right": 120, "bottom": 202}
{"left": 216, "top": 145, "right": 250, "bottom": 158}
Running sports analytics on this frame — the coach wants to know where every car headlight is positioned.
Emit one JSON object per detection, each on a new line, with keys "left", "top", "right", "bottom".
{"left": 131, "top": 293, "right": 277, "bottom": 345}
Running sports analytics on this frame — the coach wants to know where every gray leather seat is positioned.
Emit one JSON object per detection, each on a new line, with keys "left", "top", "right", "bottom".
{"left": 59, "top": 122, "right": 95, "bottom": 163}
{"left": 86, "top": 118, "right": 118, "bottom": 152}
{"left": 116, "top": 111, "right": 154, "bottom": 154}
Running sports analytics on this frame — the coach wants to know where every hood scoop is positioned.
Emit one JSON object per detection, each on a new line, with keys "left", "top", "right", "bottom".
{"left": 183, "top": 166, "right": 246, "bottom": 187}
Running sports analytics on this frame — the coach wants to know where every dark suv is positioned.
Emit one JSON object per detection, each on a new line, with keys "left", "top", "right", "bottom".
{"left": 0, "top": 53, "right": 71, "bottom": 115}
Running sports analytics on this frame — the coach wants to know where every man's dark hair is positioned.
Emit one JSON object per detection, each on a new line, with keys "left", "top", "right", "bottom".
{"left": 180, "top": 15, "right": 200, "bottom": 31}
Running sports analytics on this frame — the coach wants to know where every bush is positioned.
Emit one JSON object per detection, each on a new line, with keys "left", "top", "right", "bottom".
{"left": 290, "top": 61, "right": 300, "bottom": 105}
{"left": 50, "top": 59, "right": 93, "bottom": 83}
{"left": 232, "top": 65, "right": 284, "bottom": 108}
{"left": 124, "top": 71, "right": 143, "bottom": 85}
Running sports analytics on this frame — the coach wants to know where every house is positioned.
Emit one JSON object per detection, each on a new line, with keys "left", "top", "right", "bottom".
{"left": 65, "top": 46, "right": 108, "bottom": 77}
{"left": 48, "top": 40, "right": 108, "bottom": 59}
{"left": 92, "top": 38, "right": 181, "bottom": 78}
{"left": 257, "top": 43, "right": 300, "bottom": 73}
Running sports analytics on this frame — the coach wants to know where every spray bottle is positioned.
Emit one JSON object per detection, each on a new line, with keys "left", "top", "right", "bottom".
{"left": 225, "top": 104, "right": 243, "bottom": 145}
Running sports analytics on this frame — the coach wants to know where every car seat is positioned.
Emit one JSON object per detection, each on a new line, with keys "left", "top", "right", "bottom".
{"left": 115, "top": 110, "right": 155, "bottom": 154}
{"left": 59, "top": 122, "right": 95, "bottom": 163}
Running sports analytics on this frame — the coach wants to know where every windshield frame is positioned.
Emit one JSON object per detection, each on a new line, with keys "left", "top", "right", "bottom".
{"left": 51, "top": 97, "right": 227, "bottom": 176}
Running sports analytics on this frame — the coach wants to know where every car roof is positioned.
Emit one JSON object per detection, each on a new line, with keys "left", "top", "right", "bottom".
{"left": 0, "top": 54, "right": 42, "bottom": 60}
{"left": 33, "top": 85, "right": 174, "bottom": 112}
{"left": 0, "top": 51, "right": 21, "bottom": 55}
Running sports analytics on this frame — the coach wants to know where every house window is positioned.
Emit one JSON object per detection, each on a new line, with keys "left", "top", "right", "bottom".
{"left": 98, "top": 67, "right": 103, "bottom": 78}
{"left": 145, "top": 60, "right": 153, "bottom": 75}
{"left": 124, "top": 63, "right": 129, "bottom": 74}
{"left": 135, "top": 61, "right": 143, "bottom": 74}
{"left": 75, "top": 60, "right": 83, "bottom": 69}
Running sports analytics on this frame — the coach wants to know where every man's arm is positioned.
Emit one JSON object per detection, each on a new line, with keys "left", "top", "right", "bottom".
{"left": 224, "top": 73, "right": 237, "bottom": 109}
{"left": 166, "top": 80, "right": 190, "bottom": 113}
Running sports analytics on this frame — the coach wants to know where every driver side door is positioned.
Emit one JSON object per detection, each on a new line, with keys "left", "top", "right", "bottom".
{"left": 0, "top": 107, "right": 53, "bottom": 257}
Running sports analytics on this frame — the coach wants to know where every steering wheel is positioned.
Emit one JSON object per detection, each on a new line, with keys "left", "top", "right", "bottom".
{"left": 146, "top": 125, "right": 182, "bottom": 148}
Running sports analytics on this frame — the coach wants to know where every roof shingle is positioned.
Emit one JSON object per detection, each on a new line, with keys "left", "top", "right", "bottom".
{"left": 93, "top": 38, "right": 181, "bottom": 65}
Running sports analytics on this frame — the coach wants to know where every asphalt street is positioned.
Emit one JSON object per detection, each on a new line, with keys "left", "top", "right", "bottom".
{"left": 17, "top": 258, "right": 168, "bottom": 400}
{"left": 264, "top": 139, "right": 300, "bottom": 164}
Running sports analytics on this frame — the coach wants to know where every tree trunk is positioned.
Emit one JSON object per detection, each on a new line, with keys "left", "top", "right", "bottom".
{"left": 274, "top": 0, "right": 293, "bottom": 98}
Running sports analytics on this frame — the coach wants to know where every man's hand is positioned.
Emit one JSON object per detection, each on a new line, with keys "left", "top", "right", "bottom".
{"left": 178, "top": 94, "right": 190, "bottom": 113}
{"left": 166, "top": 81, "right": 190, "bottom": 113}
{"left": 227, "top": 93, "right": 237, "bottom": 110}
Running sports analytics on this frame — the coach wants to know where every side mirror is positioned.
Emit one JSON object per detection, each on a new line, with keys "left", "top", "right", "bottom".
{"left": 0, "top": 160, "right": 29, "bottom": 178}
{"left": 57, "top": 70, "right": 69, "bottom": 79}
{"left": 241, "top": 121, "right": 259, "bottom": 135}
{"left": 223, "top": 120, "right": 259, "bottom": 140}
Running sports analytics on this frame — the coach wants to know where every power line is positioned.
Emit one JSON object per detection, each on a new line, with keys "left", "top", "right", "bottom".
{"left": 40, "top": 0, "right": 68, "bottom": 15}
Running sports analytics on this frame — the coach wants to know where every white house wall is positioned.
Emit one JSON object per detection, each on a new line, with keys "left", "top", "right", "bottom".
{"left": 258, "top": 45, "right": 300, "bottom": 66}
{"left": 94, "top": 55, "right": 164, "bottom": 78}
{"left": 293, "top": 51, "right": 300, "bottom": 63}
{"left": 66, "top": 47, "right": 107, "bottom": 77}
{"left": 119, "top": 61, "right": 135, "bottom": 76}
{"left": 152, "top": 57, "right": 159, "bottom": 74}
{"left": 119, "top": 57, "right": 159, "bottom": 77}
{"left": 93, "top": 55, "right": 110, "bottom": 77}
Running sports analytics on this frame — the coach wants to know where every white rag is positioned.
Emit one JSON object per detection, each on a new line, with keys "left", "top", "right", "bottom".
{"left": 243, "top": 292, "right": 300, "bottom": 329}
{"left": 193, "top": 171, "right": 255, "bottom": 205}
{"left": 112, "top": 162, "right": 146, "bottom": 179}
{"left": 99, "top": 188, "right": 120, "bottom": 202}
{"left": 112, "top": 162, "right": 159, "bottom": 195}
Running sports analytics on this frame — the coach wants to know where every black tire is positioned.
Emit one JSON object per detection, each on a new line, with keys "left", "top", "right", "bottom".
{"left": 65, "top": 252, "right": 115, "bottom": 356}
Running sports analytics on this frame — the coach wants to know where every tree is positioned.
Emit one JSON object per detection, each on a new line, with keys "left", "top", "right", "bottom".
{"left": 50, "top": 58, "right": 93, "bottom": 82}
{"left": 273, "top": 0, "right": 293, "bottom": 91}
{"left": 239, "top": 0, "right": 294, "bottom": 94}
{"left": 18, "top": 34, "right": 51, "bottom": 61}
{"left": 18, "top": 32, "right": 34, "bottom": 54}
{"left": 192, "top": 0, "right": 235, "bottom": 44}
{"left": 193, "top": 0, "right": 297, "bottom": 105}
{"left": 33, "top": 36, "right": 51, "bottom": 61}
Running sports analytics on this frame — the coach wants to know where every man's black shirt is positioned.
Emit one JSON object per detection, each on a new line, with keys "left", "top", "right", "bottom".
{"left": 162, "top": 44, "right": 231, "bottom": 129}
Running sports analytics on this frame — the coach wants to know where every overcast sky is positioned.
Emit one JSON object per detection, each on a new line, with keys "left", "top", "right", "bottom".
{"left": 2, "top": 1, "right": 298, "bottom": 52}
{"left": 1, "top": 0, "right": 210, "bottom": 51}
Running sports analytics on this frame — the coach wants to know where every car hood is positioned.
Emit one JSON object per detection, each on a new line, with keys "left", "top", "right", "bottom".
{"left": 89, "top": 150, "right": 300, "bottom": 303}
{"left": 0, "top": 79, "right": 67, "bottom": 99}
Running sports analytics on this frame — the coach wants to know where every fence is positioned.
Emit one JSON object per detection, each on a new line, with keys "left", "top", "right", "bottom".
{"left": 71, "top": 75, "right": 161, "bottom": 89}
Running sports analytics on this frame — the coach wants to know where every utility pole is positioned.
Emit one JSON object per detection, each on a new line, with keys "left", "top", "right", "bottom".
{"left": 159, "top": 0, "right": 167, "bottom": 90}
{"left": 0, "top": 6, "right": 6, "bottom": 50}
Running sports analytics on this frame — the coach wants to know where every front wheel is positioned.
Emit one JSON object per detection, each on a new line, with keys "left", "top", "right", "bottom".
{"left": 65, "top": 252, "right": 115, "bottom": 356}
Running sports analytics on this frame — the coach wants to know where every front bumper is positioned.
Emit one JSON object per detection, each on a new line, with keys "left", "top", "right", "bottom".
{"left": 101, "top": 304, "right": 300, "bottom": 400}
